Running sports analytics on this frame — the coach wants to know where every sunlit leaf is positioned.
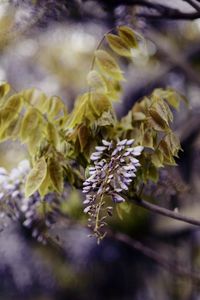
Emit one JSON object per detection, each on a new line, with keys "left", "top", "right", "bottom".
{"left": 88, "top": 93, "right": 111, "bottom": 117}
{"left": 95, "top": 50, "right": 125, "bottom": 81}
{"left": 48, "top": 96, "right": 68, "bottom": 120}
{"left": 0, "top": 82, "right": 10, "bottom": 100}
{"left": 4, "top": 94, "right": 23, "bottom": 113}
{"left": 106, "top": 34, "right": 132, "bottom": 57}
{"left": 46, "top": 122, "right": 59, "bottom": 148}
{"left": 149, "top": 109, "right": 169, "bottom": 131}
{"left": 49, "top": 157, "right": 63, "bottom": 193}
{"left": 0, "top": 107, "right": 19, "bottom": 135}
{"left": 20, "top": 107, "right": 42, "bottom": 141}
{"left": 25, "top": 157, "right": 47, "bottom": 197}
{"left": 87, "top": 70, "right": 107, "bottom": 93}
{"left": 118, "top": 26, "right": 138, "bottom": 48}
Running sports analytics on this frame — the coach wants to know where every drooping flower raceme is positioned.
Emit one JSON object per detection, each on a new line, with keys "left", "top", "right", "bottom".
{"left": 83, "top": 139, "right": 143, "bottom": 240}
{"left": 0, "top": 160, "right": 66, "bottom": 243}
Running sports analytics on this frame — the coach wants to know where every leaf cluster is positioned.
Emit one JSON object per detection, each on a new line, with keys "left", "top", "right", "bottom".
{"left": 0, "top": 26, "right": 186, "bottom": 238}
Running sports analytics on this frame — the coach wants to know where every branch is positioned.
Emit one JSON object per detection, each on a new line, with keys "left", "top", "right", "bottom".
{"left": 133, "top": 197, "right": 200, "bottom": 227}
{"left": 183, "top": 0, "right": 200, "bottom": 13}
{"left": 114, "top": 232, "right": 200, "bottom": 283}
{"left": 136, "top": 11, "right": 200, "bottom": 20}
{"left": 95, "top": 0, "right": 200, "bottom": 20}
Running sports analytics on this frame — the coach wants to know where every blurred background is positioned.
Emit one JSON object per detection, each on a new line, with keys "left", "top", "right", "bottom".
{"left": 0, "top": 0, "right": 200, "bottom": 299}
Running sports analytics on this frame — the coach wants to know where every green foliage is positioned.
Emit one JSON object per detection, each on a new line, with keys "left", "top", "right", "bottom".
{"left": 25, "top": 156, "right": 47, "bottom": 197}
{"left": 0, "top": 26, "right": 186, "bottom": 241}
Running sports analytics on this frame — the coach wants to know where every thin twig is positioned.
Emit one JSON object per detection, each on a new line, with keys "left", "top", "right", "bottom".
{"left": 114, "top": 232, "right": 200, "bottom": 283}
{"left": 133, "top": 197, "right": 200, "bottom": 227}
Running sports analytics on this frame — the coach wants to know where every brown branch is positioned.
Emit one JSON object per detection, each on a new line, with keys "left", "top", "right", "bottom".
{"left": 133, "top": 197, "right": 200, "bottom": 227}
{"left": 183, "top": 0, "right": 200, "bottom": 13}
{"left": 136, "top": 11, "right": 200, "bottom": 20}
{"left": 94, "top": 0, "right": 200, "bottom": 20}
{"left": 114, "top": 232, "right": 200, "bottom": 283}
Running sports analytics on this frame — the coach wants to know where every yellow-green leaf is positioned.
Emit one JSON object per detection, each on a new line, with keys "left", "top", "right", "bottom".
{"left": 4, "top": 116, "right": 22, "bottom": 140}
{"left": 118, "top": 26, "right": 138, "bottom": 48}
{"left": 4, "top": 94, "right": 23, "bottom": 113}
{"left": 25, "top": 157, "right": 47, "bottom": 197}
{"left": 104, "top": 77, "right": 121, "bottom": 101}
{"left": 95, "top": 50, "right": 125, "bottom": 81}
{"left": 151, "top": 96, "right": 173, "bottom": 124}
{"left": 48, "top": 96, "right": 68, "bottom": 120}
{"left": 39, "top": 169, "right": 51, "bottom": 197}
{"left": 48, "top": 157, "right": 63, "bottom": 193}
{"left": 22, "top": 89, "right": 47, "bottom": 108}
{"left": 132, "top": 112, "right": 146, "bottom": 121}
{"left": 0, "top": 82, "right": 10, "bottom": 100}
{"left": 46, "top": 122, "right": 59, "bottom": 148}
{"left": 78, "top": 124, "right": 89, "bottom": 152}
{"left": 149, "top": 109, "right": 169, "bottom": 131}
{"left": 88, "top": 92, "right": 111, "bottom": 117}
{"left": 159, "top": 139, "right": 171, "bottom": 158}
{"left": 148, "top": 164, "right": 159, "bottom": 183}
{"left": 66, "top": 94, "right": 88, "bottom": 128}
{"left": 142, "top": 128, "right": 154, "bottom": 149}
{"left": 164, "top": 132, "right": 181, "bottom": 157}
{"left": 0, "top": 107, "right": 18, "bottom": 135}
{"left": 106, "top": 34, "right": 132, "bottom": 57}
{"left": 20, "top": 107, "right": 42, "bottom": 141}
{"left": 27, "top": 126, "right": 43, "bottom": 155}
{"left": 87, "top": 70, "right": 107, "bottom": 93}
{"left": 151, "top": 149, "right": 164, "bottom": 168}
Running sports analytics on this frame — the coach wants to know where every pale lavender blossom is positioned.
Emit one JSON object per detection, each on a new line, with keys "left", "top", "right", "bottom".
{"left": 82, "top": 139, "right": 143, "bottom": 240}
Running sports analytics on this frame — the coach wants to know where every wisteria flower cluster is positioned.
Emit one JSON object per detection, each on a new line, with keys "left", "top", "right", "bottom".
{"left": 83, "top": 139, "right": 144, "bottom": 240}
{"left": 0, "top": 160, "right": 65, "bottom": 243}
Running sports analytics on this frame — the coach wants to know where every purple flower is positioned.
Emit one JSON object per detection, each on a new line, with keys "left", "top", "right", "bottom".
{"left": 82, "top": 139, "right": 143, "bottom": 240}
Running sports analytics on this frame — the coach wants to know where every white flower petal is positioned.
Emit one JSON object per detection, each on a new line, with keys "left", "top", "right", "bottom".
{"left": 117, "top": 139, "right": 127, "bottom": 146}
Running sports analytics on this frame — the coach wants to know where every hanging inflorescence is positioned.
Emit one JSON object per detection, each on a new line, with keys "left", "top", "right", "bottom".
{"left": 83, "top": 139, "right": 143, "bottom": 241}
{"left": 0, "top": 160, "right": 66, "bottom": 243}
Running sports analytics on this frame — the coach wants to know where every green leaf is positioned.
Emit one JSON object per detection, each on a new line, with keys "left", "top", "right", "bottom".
{"left": 66, "top": 94, "right": 88, "bottom": 128}
{"left": 142, "top": 128, "right": 154, "bottom": 149}
{"left": 4, "top": 94, "right": 23, "bottom": 113}
{"left": 20, "top": 107, "right": 42, "bottom": 141}
{"left": 118, "top": 26, "right": 138, "bottom": 48}
{"left": 48, "top": 96, "right": 68, "bottom": 120}
{"left": 27, "top": 126, "right": 43, "bottom": 155}
{"left": 22, "top": 89, "right": 48, "bottom": 111}
{"left": 88, "top": 93, "right": 111, "bottom": 117}
{"left": 0, "top": 107, "right": 19, "bottom": 135}
{"left": 78, "top": 124, "right": 89, "bottom": 152}
{"left": 132, "top": 112, "right": 146, "bottom": 121}
{"left": 1, "top": 116, "right": 22, "bottom": 141}
{"left": 151, "top": 97, "right": 173, "bottom": 124}
{"left": 39, "top": 170, "right": 51, "bottom": 197}
{"left": 87, "top": 70, "right": 107, "bottom": 93}
{"left": 106, "top": 34, "right": 132, "bottom": 57}
{"left": 151, "top": 149, "right": 164, "bottom": 168}
{"left": 0, "top": 82, "right": 10, "bottom": 100}
{"left": 25, "top": 157, "right": 47, "bottom": 197}
{"left": 149, "top": 109, "right": 169, "bottom": 132}
{"left": 95, "top": 50, "right": 125, "bottom": 81}
{"left": 104, "top": 77, "right": 121, "bottom": 101}
{"left": 46, "top": 122, "right": 59, "bottom": 148}
{"left": 49, "top": 157, "right": 64, "bottom": 193}
{"left": 148, "top": 164, "right": 159, "bottom": 183}
{"left": 164, "top": 132, "right": 181, "bottom": 157}
{"left": 159, "top": 139, "right": 171, "bottom": 158}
